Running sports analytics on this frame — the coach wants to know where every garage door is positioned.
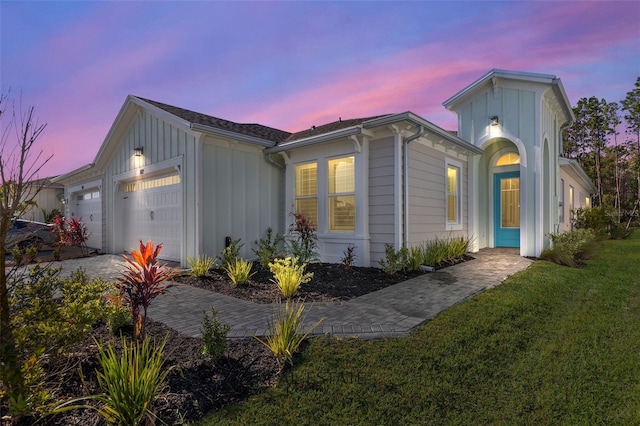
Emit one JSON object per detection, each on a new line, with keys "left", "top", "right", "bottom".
{"left": 121, "top": 173, "right": 182, "bottom": 262}
{"left": 73, "top": 189, "right": 102, "bottom": 250}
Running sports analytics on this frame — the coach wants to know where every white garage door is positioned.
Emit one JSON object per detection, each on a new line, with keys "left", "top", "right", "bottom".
{"left": 121, "top": 174, "right": 182, "bottom": 262}
{"left": 73, "top": 189, "right": 102, "bottom": 250}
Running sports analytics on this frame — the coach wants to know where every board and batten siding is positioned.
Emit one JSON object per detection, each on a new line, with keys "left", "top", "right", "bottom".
{"left": 368, "top": 136, "right": 396, "bottom": 266}
{"left": 406, "top": 141, "right": 468, "bottom": 245}
{"left": 104, "top": 108, "right": 197, "bottom": 262}
{"left": 200, "top": 138, "right": 283, "bottom": 261}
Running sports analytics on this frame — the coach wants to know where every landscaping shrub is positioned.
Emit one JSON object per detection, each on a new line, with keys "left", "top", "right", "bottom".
{"left": 340, "top": 245, "right": 357, "bottom": 270}
{"left": 187, "top": 254, "right": 216, "bottom": 278}
{"left": 268, "top": 257, "right": 313, "bottom": 299}
{"left": 54, "top": 335, "right": 175, "bottom": 426}
{"left": 252, "top": 227, "right": 283, "bottom": 268}
{"left": 540, "top": 228, "right": 597, "bottom": 267}
{"left": 407, "top": 246, "right": 423, "bottom": 272}
{"left": 254, "top": 300, "right": 324, "bottom": 368}
{"left": 6, "top": 266, "right": 109, "bottom": 417}
{"left": 378, "top": 243, "right": 408, "bottom": 275}
{"left": 116, "top": 240, "right": 176, "bottom": 339}
{"left": 286, "top": 212, "right": 319, "bottom": 264}
{"left": 201, "top": 308, "right": 230, "bottom": 362}
{"left": 224, "top": 258, "right": 255, "bottom": 285}
{"left": 51, "top": 216, "right": 90, "bottom": 254}
{"left": 219, "top": 238, "right": 243, "bottom": 269}
{"left": 573, "top": 206, "right": 633, "bottom": 240}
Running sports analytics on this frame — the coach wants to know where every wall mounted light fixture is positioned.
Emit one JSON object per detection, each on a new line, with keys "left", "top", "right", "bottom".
{"left": 490, "top": 116, "right": 499, "bottom": 126}
{"left": 134, "top": 147, "right": 144, "bottom": 156}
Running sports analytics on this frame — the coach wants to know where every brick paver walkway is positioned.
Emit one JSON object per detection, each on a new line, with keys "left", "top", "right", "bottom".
{"left": 52, "top": 248, "right": 532, "bottom": 339}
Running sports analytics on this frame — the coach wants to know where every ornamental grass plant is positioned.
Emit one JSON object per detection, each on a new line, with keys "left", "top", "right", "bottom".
{"left": 224, "top": 258, "right": 255, "bottom": 285}
{"left": 268, "top": 257, "right": 313, "bottom": 299}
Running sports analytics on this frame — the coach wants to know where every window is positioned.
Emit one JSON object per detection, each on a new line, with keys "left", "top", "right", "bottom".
{"left": 328, "top": 156, "right": 355, "bottom": 232}
{"left": 446, "top": 163, "right": 461, "bottom": 226}
{"left": 559, "top": 179, "right": 565, "bottom": 223}
{"left": 585, "top": 196, "right": 591, "bottom": 209}
{"left": 496, "top": 152, "right": 520, "bottom": 166}
{"left": 295, "top": 162, "right": 318, "bottom": 227}
{"left": 569, "top": 185, "right": 574, "bottom": 213}
{"left": 125, "top": 174, "right": 180, "bottom": 192}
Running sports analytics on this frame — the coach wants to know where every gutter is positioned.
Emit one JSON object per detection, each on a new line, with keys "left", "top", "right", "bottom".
{"left": 51, "top": 163, "right": 96, "bottom": 183}
{"left": 265, "top": 127, "right": 363, "bottom": 154}
{"left": 263, "top": 153, "right": 285, "bottom": 170}
{"left": 403, "top": 126, "right": 426, "bottom": 247}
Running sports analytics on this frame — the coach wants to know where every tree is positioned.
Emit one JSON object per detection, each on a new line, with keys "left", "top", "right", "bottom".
{"left": 0, "top": 93, "right": 51, "bottom": 403}
{"left": 621, "top": 77, "right": 640, "bottom": 204}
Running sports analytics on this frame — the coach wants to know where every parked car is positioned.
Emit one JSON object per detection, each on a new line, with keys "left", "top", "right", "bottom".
{"left": 5, "top": 219, "right": 58, "bottom": 251}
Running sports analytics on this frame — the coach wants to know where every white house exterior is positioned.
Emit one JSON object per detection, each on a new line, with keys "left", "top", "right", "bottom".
{"left": 443, "top": 69, "right": 594, "bottom": 257}
{"left": 54, "top": 69, "right": 594, "bottom": 266}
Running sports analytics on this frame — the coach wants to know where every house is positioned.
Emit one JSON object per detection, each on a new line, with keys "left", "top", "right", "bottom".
{"left": 20, "top": 178, "right": 65, "bottom": 223}
{"left": 53, "top": 69, "right": 594, "bottom": 266}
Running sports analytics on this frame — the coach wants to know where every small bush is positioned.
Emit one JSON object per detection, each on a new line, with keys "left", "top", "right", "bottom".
{"left": 406, "top": 246, "right": 423, "bottom": 272}
{"left": 378, "top": 244, "right": 408, "bottom": 275}
{"left": 574, "top": 206, "right": 633, "bottom": 240}
{"left": 269, "top": 257, "right": 313, "bottom": 299}
{"left": 254, "top": 300, "right": 324, "bottom": 367}
{"left": 340, "top": 245, "right": 357, "bottom": 270}
{"left": 253, "top": 227, "right": 283, "bottom": 268}
{"left": 541, "top": 229, "right": 598, "bottom": 267}
{"left": 224, "top": 258, "right": 255, "bottom": 285}
{"left": 187, "top": 254, "right": 216, "bottom": 278}
{"left": 219, "top": 238, "right": 244, "bottom": 268}
{"left": 55, "top": 335, "right": 174, "bottom": 425}
{"left": 11, "top": 245, "right": 23, "bottom": 265}
{"left": 104, "top": 293, "right": 132, "bottom": 334}
{"left": 201, "top": 308, "right": 230, "bottom": 362}
{"left": 286, "top": 211, "right": 319, "bottom": 264}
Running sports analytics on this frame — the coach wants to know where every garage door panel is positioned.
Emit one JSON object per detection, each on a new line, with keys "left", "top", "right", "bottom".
{"left": 121, "top": 179, "right": 181, "bottom": 262}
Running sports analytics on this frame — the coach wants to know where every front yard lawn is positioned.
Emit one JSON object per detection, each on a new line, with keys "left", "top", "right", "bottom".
{"left": 199, "top": 234, "right": 640, "bottom": 425}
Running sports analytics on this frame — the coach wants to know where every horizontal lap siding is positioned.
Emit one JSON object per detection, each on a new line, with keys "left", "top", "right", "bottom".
{"left": 407, "top": 142, "right": 468, "bottom": 245}
{"left": 368, "top": 137, "right": 395, "bottom": 264}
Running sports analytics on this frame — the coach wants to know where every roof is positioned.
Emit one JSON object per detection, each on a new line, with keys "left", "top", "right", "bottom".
{"left": 442, "top": 69, "right": 574, "bottom": 124}
{"left": 559, "top": 157, "right": 597, "bottom": 194}
{"left": 283, "top": 115, "right": 390, "bottom": 142}
{"left": 135, "top": 97, "right": 292, "bottom": 144}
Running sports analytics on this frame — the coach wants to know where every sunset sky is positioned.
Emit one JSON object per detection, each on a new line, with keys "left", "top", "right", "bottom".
{"left": 1, "top": 1, "right": 639, "bottom": 177}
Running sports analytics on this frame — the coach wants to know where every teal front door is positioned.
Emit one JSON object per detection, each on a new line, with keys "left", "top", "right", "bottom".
{"left": 494, "top": 172, "right": 520, "bottom": 247}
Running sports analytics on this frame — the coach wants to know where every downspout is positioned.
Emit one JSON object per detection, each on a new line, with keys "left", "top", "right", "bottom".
{"left": 264, "top": 153, "right": 285, "bottom": 169}
{"left": 403, "top": 126, "right": 426, "bottom": 247}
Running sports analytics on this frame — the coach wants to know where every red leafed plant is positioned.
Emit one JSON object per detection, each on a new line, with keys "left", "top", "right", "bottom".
{"left": 51, "top": 215, "right": 90, "bottom": 254}
{"left": 116, "top": 240, "right": 176, "bottom": 339}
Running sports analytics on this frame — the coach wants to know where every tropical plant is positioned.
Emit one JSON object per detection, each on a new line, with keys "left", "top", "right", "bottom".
{"left": 252, "top": 227, "right": 283, "bottom": 268}
{"left": 268, "top": 257, "right": 313, "bottom": 299}
{"left": 201, "top": 308, "right": 230, "bottom": 362}
{"left": 224, "top": 258, "right": 255, "bottom": 285}
{"left": 187, "top": 254, "right": 216, "bottom": 278}
{"left": 340, "top": 245, "right": 357, "bottom": 270}
{"left": 254, "top": 300, "right": 324, "bottom": 368}
{"left": 406, "top": 246, "right": 423, "bottom": 272}
{"left": 115, "top": 240, "right": 175, "bottom": 339}
{"left": 41, "top": 208, "right": 62, "bottom": 223}
{"left": 54, "top": 335, "right": 174, "bottom": 426}
{"left": 378, "top": 243, "right": 408, "bottom": 275}
{"left": 286, "top": 211, "right": 319, "bottom": 264}
{"left": 51, "top": 215, "right": 90, "bottom": 254}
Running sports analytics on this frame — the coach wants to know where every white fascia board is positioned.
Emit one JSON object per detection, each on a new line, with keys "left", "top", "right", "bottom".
{"left": 363, "top": 112, "right": 483, "bottom": 154}
{"left": 559, "top": 157, "right": 597, "bottom": 194}
{"left": 443, "top": 69, "right": 559, "bottom": 110}
{"left": 51, "top": 163, "right": 96, "bottom": 184}
{"left": 190, "top": 123, "right": 275, "bottom": 148}
{"left": 265, "top": 127, "right": 362, "bottom": 154}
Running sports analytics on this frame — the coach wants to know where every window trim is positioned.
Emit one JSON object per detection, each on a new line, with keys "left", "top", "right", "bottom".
{"left": 445, "top": 158, "right": 463, "bottom": 231}
{"left": 294, "top": 161, "right": 318, "bottom": 228}
{"left": 559, "top": 178, "right": 565, "bottom": 223}
{"left": 327, "top": 156, "right": 355, "bottom": 233}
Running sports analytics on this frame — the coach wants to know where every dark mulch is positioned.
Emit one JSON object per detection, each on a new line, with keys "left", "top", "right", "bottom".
{"left": 175, "top": 257, "right": 474, "bottom": 304}
{"left": 174, "top": 262, "right": 430, "bottom": 304}
{"left": 12, "top": 321, "right": 279, "bottom": 426}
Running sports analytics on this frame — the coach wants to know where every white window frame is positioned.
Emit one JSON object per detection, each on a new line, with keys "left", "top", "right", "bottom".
{"left": 445, "top": 158, "right": 463, "bottom": 231}
{"left": 559, "top": 178, "right": 565, "bottom": 223}
{"left": 327, "top": 156, "right": 355, "bottom": 233}
{"left": 294, "top": 161, "right": 318, "bottom": 228}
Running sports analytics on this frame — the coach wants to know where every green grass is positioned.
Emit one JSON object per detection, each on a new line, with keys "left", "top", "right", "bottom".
{"left": 197, "top": 234, "right": 640, "bottom": 425}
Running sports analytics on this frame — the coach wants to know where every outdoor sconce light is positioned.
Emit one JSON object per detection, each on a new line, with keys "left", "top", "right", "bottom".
{"left": 134, "top": 147, "right": 144, "bottom": 157}
{"left": 490, "top": 116, "right": 499, "bottom": 126}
